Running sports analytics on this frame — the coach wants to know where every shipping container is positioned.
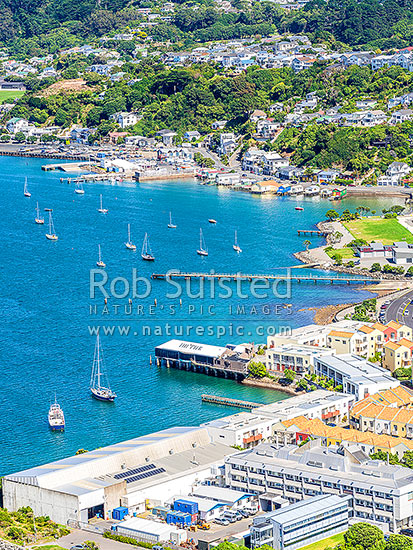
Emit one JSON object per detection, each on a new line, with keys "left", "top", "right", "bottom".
{"left": 152, "top": 506, "right": 170, "bottom": 519}
{"left": 112, "top": 506, "right": 129, "bottom": 521}
{"left": 173, "top": 499, "right": 198, "bottom": 515}
{"left": 166, "top": 511, "right": 192, "bottom": 527}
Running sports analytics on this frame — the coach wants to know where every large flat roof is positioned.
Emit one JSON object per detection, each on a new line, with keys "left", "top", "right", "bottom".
{"left": 192, "top": 485, "right": 253, "bottom": 504}
{"left": 155, "top": 340, "right": 226, "bottom": 358}
{"left": 256, "top": 494, "right": 350, "bottom": 527}
{"left": 227, "top": 443, "right": 413, "bottom": 493}
{"left": 4, "top": 427, "right": 213, "bottom": 489}
{"left": 315, "top": 354, "right": 398, "bottom": 385}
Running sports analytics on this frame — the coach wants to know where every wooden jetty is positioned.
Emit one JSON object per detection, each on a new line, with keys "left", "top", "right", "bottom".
{"left": 297, "top": 229, "right": 329, "bottom": 236}
{"left": 201, "top": 394, "right": 263, "bottom": 409}
{"left": 151, "top": 272, "right": 378, "bottom": 284}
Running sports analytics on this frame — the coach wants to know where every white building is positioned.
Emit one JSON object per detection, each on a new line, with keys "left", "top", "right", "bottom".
{"left": 392, "top": 242, "right": 413, "bottom": 265}
{"left": 201, "top": 412, "right": 275, "bottom": 448}
{"left": 114, "top": 517, "right": 187, "bottom": 544}
{"left": 215, "top": 172, "right": 240, "bottom": 186}
{"left": 265, "top": 343, "right": 335, "bottom": 376}
{"left": 3, "top": 427, "right": 233, "bottom": 524}
{"left": 250, "top": 494, "right": 352, "bottom": 550}
{"left": 313, "top": 354, "right": 399, "bottom": 400}
{"left": 254, "top": 390, "right": 354, "bottom": 424}
{"left": 226, "top": 441, "right": 413, "bottom": 532}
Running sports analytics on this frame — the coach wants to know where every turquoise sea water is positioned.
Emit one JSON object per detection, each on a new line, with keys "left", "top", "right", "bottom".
{"left": 0, "top": 156, "right": 398, "bottom": 475}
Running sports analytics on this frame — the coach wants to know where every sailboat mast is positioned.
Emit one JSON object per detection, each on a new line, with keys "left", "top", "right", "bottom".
{"left": 36, "top": 202, "right": 39, "bottom": 217}
{"left": 96, "top": 333, "right": 101, "bottom": 389}
{"left": 200, "top": 229, "right": 202, "bottom": 249}
{"left": 100, "top": 195, "right": 103, "bottom": 209}
{"left": 49, "top": 211, "right": 52, "bottom": 234}
{"left": 128, "top": 224, "right": 131, "bottom": 242}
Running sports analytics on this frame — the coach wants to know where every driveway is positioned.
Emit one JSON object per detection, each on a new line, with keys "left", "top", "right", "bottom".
{"left": 57, "top": 528, "right": 132, "bottom": 550}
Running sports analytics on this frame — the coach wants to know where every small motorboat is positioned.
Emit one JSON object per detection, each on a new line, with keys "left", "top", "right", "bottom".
{"left": 295, "top": 207, "right": 304, "bottom": 211}
{"left": 48, "top": 398, "right": 65, "bottom": 431}
{"left": 208, "top": 219, "right": 217, "bottom": 224}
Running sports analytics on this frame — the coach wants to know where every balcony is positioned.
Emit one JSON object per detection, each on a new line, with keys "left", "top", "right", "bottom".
{"left": 243, "top": 434, "right": 263, "bottom": 445}
{"left": 322, "top": 410, "right": 339, "bottom": 420}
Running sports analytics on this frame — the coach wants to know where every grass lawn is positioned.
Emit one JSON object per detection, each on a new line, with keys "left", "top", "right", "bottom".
{"left": 325, "top": 247, "right": 355, "bottom": 259}
{"left": 32, "top": 546, "right": 67, "bottom": 550}
{"left": 0, "top": 89, "right": 24, "bottom": 103}
{"left": 343, "top": 217, "right": 413, "bottom": 245}
{"left": 300, "top": 532, "right": 345, "bottom": 550}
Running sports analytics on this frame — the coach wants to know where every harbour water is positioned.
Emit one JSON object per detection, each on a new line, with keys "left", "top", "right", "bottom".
{"left": 0, "top": 156, "right": 397, "bottom": 475}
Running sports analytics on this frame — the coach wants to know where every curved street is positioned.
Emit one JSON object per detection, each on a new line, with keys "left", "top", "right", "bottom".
{"left": 385, "top": 289, "right": 413, "bottom": 328}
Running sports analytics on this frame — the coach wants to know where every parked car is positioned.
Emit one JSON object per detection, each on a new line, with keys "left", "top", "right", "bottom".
{"left": 214, "top": 518, "right": 229, "bottom": 526}
{"left": 400, "top": 528, "right": 413, "bottom": 537}
{"left": 239, "top": 510, "right": 250, "bottom": 518}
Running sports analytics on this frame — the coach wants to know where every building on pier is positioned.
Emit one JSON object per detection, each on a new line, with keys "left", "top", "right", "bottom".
{"left": 154, "top": 340, "right": 253, "bottom": 379}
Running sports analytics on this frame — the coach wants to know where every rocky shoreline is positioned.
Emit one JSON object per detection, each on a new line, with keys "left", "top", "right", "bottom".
{"left": 242, "top": 377, "right": 303, "bottom": 395}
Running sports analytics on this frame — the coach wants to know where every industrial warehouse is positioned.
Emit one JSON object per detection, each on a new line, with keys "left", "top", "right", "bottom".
{"left": 2, "top": 426, "right": 236, "bottom": 526}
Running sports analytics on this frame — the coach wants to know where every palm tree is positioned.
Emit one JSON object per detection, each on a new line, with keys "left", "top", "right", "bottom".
{"left": 303, "top": 239, "right": 311, "bottom": 251}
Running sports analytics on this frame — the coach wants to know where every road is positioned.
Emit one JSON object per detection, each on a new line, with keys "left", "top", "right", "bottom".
{"left": 385, "top": 289, "right": 413, "bottom": 328}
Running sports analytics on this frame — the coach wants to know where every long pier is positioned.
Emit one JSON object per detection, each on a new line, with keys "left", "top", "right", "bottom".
{"left": 201, "top": 394, "right": 263, "bottom": 409}
{"left": 151, "top": 272, "right": 378, "bottom": 284}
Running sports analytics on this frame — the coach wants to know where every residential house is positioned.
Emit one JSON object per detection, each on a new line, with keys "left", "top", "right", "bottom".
{"left": 326, "top": 330, "right": 367, "bottom": 356}
{"left": 261, "top": 152, "right": 289, "bottom": 175}
{"left": 317, "top": 169, "right": 340, "bottom": 184}
{"left": 256, "top": 119, "right": 282, "bottom": 139}
{"left": 211, "top": 120, "right": 227, "bottom": 130}
{"left": 201, "top": 412, "right": 275, "bottom": 449}
{"left": 250, "top": 109, "right": 267, "bottom": 123}
{"left": 156, "top": 129, "right": 177, "bottom": 146}
{"left": 391, "top": 109, "right": 413, "bottom": 124}
{"left": 383, "top": 339, "right": 413, "bottom": 373}
{"left": 111, "top": 112, "right": 139, "bottom": 129}
{"left": 219, "top": 133, "right": 237, "bottom": 156}
{"left": 183, "top": 131, "right": 201, "bottom": 142}
{"left": 378, "top": 162, "right": 411, "bottom": 186}
{"left": 6, "top": 117, "right": 30, "bottom": 134}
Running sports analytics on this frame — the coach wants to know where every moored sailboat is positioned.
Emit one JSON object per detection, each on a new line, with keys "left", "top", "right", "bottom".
{"left": 45, "top": 209, "right": 58, "bottom": 241}
{"left": 48, "top": 398, "right": 65, "bottom": 431}
{"left": 233, "top": 230, "right": 242, "bottom": 253}
{"left": 167, "top": 212, "right": 177, "bottom": 228}
{"left": 35, "top": 202, "right": 44, "bottom": 224}
{"left": 125, "top": 223, "right": 136, "bottom": 250}
{"left": 24, "top": 177, "right": 31, "bottom": 197}
{"left": 141, "top": 233, "right": 155, "bottom": 261}
{"left": 90, "top": 333, "right": 117, "bottom": 402}
{"left": 98, "top": 194, "right": 108, "bottom": 214}
{"left": 197, "top": 228, "right": 208, "bottom": 256}
{"left": 74, "top": 181, "right": 85, "bottom": 195}
{"left": 96, "top": 244, "right": 106, "bottom": 268}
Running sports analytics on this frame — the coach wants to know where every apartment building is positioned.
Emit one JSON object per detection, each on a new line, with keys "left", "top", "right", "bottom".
{"left": 225, "top": 440, "right": 413, "bottom": 532}
{"left": 264, "top": 343, "right": 335, "bottom": 375}
{"left": 250, "top": 494, "right": 351, "bottom": 550}
{"left": 201, "top": 412, "right": 274, "bottom": 449}
{"left": 312, "top": 354, "right": 399, "bottom": 400}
